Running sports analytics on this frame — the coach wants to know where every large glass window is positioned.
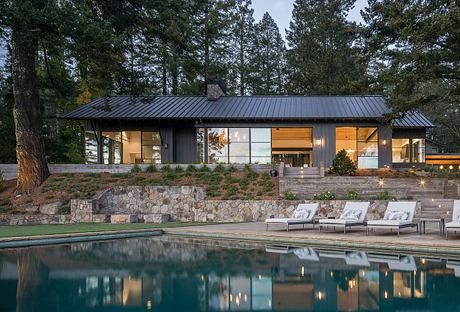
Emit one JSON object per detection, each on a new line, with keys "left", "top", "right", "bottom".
{"left": 196, "top": 128, "right": 206, "bottom": 163}
{"left": 412, "top": 138, "right": 425, "bottom": 163}
{"left": 142, "top": 132, "right": 161, "bottom": 164}
{"left": 392, "top": 139, "right": 410, "bottom": 163}
{"left": 229, "top": 128, "right": 249, "bottom": 163}
{"left": 85, "top": 132, "right": 98, "bottom": 164}
{"left": 251, "top": 128, "right": 271, "bottom": 164}
{"left": 121, "top": 131, "right": 141, "bottom": 164}
{"left": 102, "top": 132, "right": 122, "bottom": 164}
{"left": 208, "top": 128, "right": 229, "bottom": 163}
{"left": 336, "top": 127, "right": 378, "bottom": 168}
{"left": 336, "top": 127, "right": 357, "bottom": 162}
{"left": 357, "top": 128, "right": 378, "bottom": 168}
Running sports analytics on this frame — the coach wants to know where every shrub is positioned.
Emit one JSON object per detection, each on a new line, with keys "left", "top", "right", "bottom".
{"left": 282, "top": 191, "right": 297, "bottom": 200}
{"left": 145, "top": 164, "right": 157, "bottom": 173}
{"left": 314, "top": 191, "right": 336, "bottom": 200}
{"left": 161, "top": 165, "right": 172, "bottom": 173}
{"left": 226, "top": 165, "right": 238, "bottom": 173}
{"left": 112, "top": 173, "right": 130, "bottom": 179}
{"left": 130, "top": 164, "right": 141, "bottom": 173}
{"left": 175, "top": 166, "right": 184, "bottom": 173}
{"left": 330, "top": 149, "right": 357, "bottom": 176}
{"left": 376, "top": 190, "right": 391, "bottom": 200}
{"left": 346, "top": 191, "right": 359, "bottom": 200}
{"left": 200, "top": 164, "right": 211, "bottom": 172}
{"left": 206, "top": 184, "right": 221, "bottom": 197}
{"left": 186, "top": 164, "right": 198, "bottom": 173}
{"left": 214, "top": 164, "right": 225, "bottom": 173}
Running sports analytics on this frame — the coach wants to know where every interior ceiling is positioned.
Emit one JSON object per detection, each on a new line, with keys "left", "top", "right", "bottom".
{"left": 272, "top": 128, "right": 313, "bottom": 149}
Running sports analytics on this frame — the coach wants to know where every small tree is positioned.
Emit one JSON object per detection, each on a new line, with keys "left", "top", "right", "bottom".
{"left": 330, "top": 149, "right": 357, "bottom": 176}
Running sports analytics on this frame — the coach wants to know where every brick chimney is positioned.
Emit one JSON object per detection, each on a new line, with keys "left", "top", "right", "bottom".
{"left": 207, "top": 78, "right": 226, "bottom": 101}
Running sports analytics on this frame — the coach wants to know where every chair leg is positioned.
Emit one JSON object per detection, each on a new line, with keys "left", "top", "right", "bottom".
{"left": 366, "top": 226, "right": 369, "bottom": 236}
{"left": 266, "top": 223, "right": 268, "bottom": 231}
{"left": 343, "top": 227, "right": 346, "bottom": 234}
{"left": 397, "top": 228, "right": 400, "bottom": 238}
{"left": 287, "top": 224, "right": 289, "bottom": 232}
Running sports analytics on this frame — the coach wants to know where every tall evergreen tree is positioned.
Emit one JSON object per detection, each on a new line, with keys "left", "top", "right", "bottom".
{"left": 247, "top": 12, "right": 286, "bottom": 95}
{"left": 362, "top": 0, "right": 460, "bottom": 145}
{"left": 232, "top": 0, "right": 254, "bottom": 95}
{"left": 286, "top": 0, "right": 368, "bottom": 95}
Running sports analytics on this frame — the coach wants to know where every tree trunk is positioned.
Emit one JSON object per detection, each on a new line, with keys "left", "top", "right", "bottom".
{"left": 11, "top": 28, "right": 49, "bottom": 193}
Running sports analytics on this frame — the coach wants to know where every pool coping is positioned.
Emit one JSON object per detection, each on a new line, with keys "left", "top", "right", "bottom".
{"left": 164, "top": 228, "right": 460, "bottom": 258}
{"left": 0, "top": 229, "right": 163, "bottom": 249}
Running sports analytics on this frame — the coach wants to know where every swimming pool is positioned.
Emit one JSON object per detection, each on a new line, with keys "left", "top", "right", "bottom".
{"left": 0, "top": 236, "right": 459, "bottom": 311}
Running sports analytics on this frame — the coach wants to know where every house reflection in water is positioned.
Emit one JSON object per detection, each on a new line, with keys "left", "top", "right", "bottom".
{"left": 0, "top": 237, "right": 459, "bottom": 311}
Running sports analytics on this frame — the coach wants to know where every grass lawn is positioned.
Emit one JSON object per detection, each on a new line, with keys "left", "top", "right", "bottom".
{"left": 0, "top": 222, "right": 210, "bottom": 239}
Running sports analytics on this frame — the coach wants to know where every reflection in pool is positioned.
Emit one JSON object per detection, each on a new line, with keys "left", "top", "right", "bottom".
{"left": 0, "top": 236, "right": 459, "bottom": 311}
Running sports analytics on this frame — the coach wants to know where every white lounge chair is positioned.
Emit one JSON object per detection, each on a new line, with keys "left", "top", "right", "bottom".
{"left": 366, "top": 201, "right": 418, "bottom": 237}
{"left": 293, "top": 248, "right": 320, "bottom": 261}
{"left": 446, "top": 260, "right": 460, "bottom": 277}
{"left": 265, "top": 203, "right": 319, "bottom": 231}
{"left": 446, "top": 200, "right": 460, "bottom": 239}
{"left": 318, "top": 202, "right": 370, "bottom": 233}
{"left": 368, "top": 254, "right": 417, "bottom": 272}
{"left": 319, "top": 250, "right": 370, "bottom": 267}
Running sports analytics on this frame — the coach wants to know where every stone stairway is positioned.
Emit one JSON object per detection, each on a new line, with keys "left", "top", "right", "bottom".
{"left": 283, "top": 166, "right": 321, "bottom": 178}
{"left": 415, "top": 198, "right": 454, "bottom": 221}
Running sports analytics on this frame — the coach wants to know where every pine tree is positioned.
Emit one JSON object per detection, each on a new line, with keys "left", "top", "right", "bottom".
{"left": 362, "top": 0, "right": 460, "bottom": 145}
{"left": 286, "top": 0, "right": 368, "bottom": 95}
{"left": 247, "top": 12, "right": 287, "bottom": 95}
{"left": 232, "top": 0, "right": 254, "bottom": 95}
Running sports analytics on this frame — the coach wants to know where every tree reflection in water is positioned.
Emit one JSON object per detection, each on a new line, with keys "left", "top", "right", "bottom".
{"left": 0, "top": 237, "right": 459, "bottom": 311}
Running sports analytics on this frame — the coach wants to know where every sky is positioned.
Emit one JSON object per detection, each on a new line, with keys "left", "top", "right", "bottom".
{"left": 252, "top": 0, "right": 368, "bottom": 39}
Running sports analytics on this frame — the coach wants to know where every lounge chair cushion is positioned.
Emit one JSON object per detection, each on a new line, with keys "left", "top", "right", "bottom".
{"left": 265, "top": 218, "right": 311, "bottom": 224}
{"left": 446, "top": 221, "right": 460, "bottom": 229}
{"left": 318, "top": 218, "right": 362, "bottom": 225}
{"left": 367, "top": 220, "right": 413, "bottom": 226}
{"left": 383, "top": 210, "right": 410, "bottom": 221}
{"left": 293, "top": 209, "right": 313, "bottom": 220}
{"left": 338, "top": 202, "right": 370, "bottom": 222}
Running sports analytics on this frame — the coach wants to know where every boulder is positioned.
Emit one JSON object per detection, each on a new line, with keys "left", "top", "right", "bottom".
{"left": 110, "top": 214, "right": 138, "bottom": 224}
{"left": 143, "top": 214, "right": 170, "bottom": 224}
{"left": 40, "top": 202, "right": 62, "bottom": 215}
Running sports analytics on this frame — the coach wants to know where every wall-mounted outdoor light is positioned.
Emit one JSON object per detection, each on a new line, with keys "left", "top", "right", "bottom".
{"left": 382, "top": 139, "right": 387, "bottom": 146}
{"left": 315, "top": 138, "right": 322, "bottom": 147}
{"left": 164, "top": 143, "right": 169, "bottom": 149}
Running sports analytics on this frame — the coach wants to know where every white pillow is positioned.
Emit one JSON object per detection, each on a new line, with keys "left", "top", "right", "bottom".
{"left": 341, "top": 209, "right": 362, "bottom": 221}
{"left": 384, "top": 210, "right": 409, "bottom": 221}
{"left": 294, "top": 209, "right": 311, "bottom": 220}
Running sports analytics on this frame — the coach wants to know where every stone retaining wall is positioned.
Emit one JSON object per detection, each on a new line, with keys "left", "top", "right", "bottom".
{"left": 0, "top": 163, "right": 272, "bottom": 180}
{"left": 69, "top": 186, "right": 421, "bottom": 223}
{"left": 0, "top": 214, "right": 71, "bottom": 225}
{"left": 280, "top": 176, "right": 460, "bottom": 199}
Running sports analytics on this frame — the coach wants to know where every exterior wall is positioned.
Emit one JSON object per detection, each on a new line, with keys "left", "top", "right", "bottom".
{"left": 174, "top": 126, "right": 197, "bottom": 163}
{"left": 378, "top": 124, "right": 392, "bottom": 168}
{"left": 312, "top": 123, "right": 336, "bottom": 167}
{"left": 82, "top": 119, "right": 423, "bottom": 168}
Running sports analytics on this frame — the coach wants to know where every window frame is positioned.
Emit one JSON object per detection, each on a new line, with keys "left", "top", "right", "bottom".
{"left": 392, "top": 137, "right": 426, "bottom": 164}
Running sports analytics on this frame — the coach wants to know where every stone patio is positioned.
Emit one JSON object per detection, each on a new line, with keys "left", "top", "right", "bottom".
{"left": 165, "top": 221, "right": 460, "bottom": 257}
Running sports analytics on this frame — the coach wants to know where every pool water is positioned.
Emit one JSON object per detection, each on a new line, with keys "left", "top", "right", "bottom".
{"left": 0, "top": 236, "right": 460, "bottom": 311}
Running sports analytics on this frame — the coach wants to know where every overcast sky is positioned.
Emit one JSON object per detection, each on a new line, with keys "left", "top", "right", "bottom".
{"left": 252, "top": 0, "right": 368, "bottom": 39}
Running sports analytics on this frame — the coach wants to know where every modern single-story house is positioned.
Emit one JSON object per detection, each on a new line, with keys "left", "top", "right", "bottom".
{"left": 62, "top": 83, "right": 435, "bottom": 169}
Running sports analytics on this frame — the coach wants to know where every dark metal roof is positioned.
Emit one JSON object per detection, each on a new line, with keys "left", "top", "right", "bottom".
{"left": 62, "top": 95, "right": 434, "bottom": 128}
{"left": 392, "top": 111, "right": 435, "bottom": 128}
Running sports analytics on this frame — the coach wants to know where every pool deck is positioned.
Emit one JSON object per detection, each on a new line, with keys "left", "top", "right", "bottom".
{"left": 165, "top": 222, "right": 460, "bottom": 257}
